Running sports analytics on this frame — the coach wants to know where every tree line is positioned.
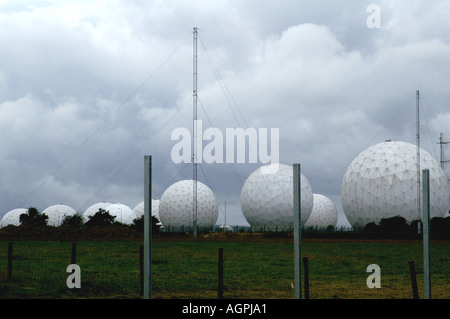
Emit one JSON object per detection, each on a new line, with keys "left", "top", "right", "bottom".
{"left": 15, "top": 207, "right": 161, "bottom": 233}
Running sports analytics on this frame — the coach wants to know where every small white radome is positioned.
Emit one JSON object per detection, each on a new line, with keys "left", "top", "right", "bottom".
{"left": 0, "top": 208, "right": 28, "bottom": 228}
{"left": 82, "top": 202, "right": 112, "bottom": 223}
{"left": 43, "top": 204, "right": 77, "bottom": 227}
{"left": 304, "top": 194, "right": 338, "bottom": 229}
{"left": 106, "top": 203, "right": 136, "bottom": 225}
{"left": 133, "top": 200, "right": 160, "bottom": 219}
{"left": 158, "top": 179, "right": 219, "bottom": 228}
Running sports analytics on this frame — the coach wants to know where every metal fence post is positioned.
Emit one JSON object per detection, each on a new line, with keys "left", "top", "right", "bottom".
{"left": 422, "top": 169, "right": 431, "bottom": 299}
{"left": 144, "top": 155, "right": 152, "bottom": 299}
{"left": 293, "top": 163, "right": 302, "bottom": 299}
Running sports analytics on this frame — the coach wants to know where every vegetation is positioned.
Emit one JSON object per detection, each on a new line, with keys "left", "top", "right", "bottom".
{"left": 19, "top": 207, "right": 48, "bottom": 227}
{"left": 0, "top": 238, "right": 448, "bottom": 299}
{"left": 61, "top": 213, "right": 84, "bottom": 229}
{"left": 363, "top": 216, "right": 450, "bottom": 240}
{"left": 84, "top": 208, "right": 116, "bottom": 228}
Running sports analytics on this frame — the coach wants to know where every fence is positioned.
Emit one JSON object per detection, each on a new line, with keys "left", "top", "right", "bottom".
{"left": 1, "top": 239, "right": 448, "bottom": 299}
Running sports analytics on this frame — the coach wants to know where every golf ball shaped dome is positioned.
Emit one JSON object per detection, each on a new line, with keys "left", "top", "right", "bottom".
{"left": 0, "top": 208, "right": 28, "bottom": 228}
{"left": 158, "top": 180, "right": 219, "bottom": 228}
{"left": 133, "top": 200, "right": 160, "bottom": 220}
{"left": 106, "top": 203, "right": 136, "bottom": 225}
{"left": 341, "top": 140, "right": 449, "bottom": 228}
{"left": 43, "top": 204, "right": 77, "bottom": 227}
{"left": 240, "top": 163, "right": 314, "bottom": 226}
{"left": 304, "top": 194, "right": 338, "bottom": 228}
{"left": 82, "top": 202, "right": 112, "bottom": 223}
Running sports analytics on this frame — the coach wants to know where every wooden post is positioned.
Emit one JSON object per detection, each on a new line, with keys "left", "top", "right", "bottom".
{"left": 408, "top": 260, "right": 419, "bottom": 299}
{"left": 303, "top": 257, "right": 310, "bottom": 299}
{"left": 140, "top": 244, "right": 144, "bottom": 296}
{"left": 71, "top": 242, "right": 77, "bottom": 265}
{"left": 218, "top": 248, "right": 224, "bottom": 299}
{"left": 7, "top": 242, "right": 12, "bottom": 281}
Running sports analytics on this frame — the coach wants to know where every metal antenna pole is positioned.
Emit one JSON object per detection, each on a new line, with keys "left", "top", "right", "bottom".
{"left": 193, "top": 27, "right": 198, "bottom": 238}
{"left": 416, "top": 90, "right": 421, "bottom": 234}
{"left": 224, "top": 201, "right": 227, "bottom": 226}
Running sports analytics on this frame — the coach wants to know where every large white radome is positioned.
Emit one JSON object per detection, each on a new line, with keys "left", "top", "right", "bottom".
{"left": 43, "top": 204, "right": 77, "bottom": 227}
{"left": 158, "top": 180, "right": 219, "bottom": 229}
{"left": 240, "top": 163, "right": 314, "bottom": 227}
{"left": 304, "top": 194, "right": 338, "bottom": 229}
{"left": 341, "top": 141, "right": 449, "bottom": 229}
{"left": 0, "top": 208, "right": 28, "bottom": 228}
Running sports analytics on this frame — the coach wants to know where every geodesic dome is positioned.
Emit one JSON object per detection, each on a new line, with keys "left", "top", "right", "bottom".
{"left": 0, "top": 208, "right": 28, "bottom": 228}
{"left": 304, "top": 194, "right": 338, "bottom": 229}
{"left": 341, "top": 140, "right": 449, "bottom": 229}
{"left": 158, "top": 179, "right": 219, "bottom": 229}
{"left": 240, "top": 163, "right": 314, "bottom": 227}
{"left": 106, "top": 203, "right": 136, "bottom": 225}
{"left": 82, "top": 202, "right": 112, "bottom": 223}
{"left": 43, "top": 204, "right": 77, "bottom": 227}
{"left": 133, "top": 200, "right": 160, "bottom": 220}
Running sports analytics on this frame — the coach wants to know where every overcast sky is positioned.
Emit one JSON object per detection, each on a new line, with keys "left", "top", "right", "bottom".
{"left": 0, "top": 0, "right": 449, "bottom": 227}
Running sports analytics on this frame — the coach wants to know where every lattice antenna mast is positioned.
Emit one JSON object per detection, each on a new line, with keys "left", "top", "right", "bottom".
{"left": 438, "top": 133, "right": 450, "bottom": 183}
{"left": 438, "top": 133, "right": 449, "bottom": 170}
{"left": 416, "top": 90, "right": 421, "bottom": 229}
{"left": 192, "top": 27, "right": 198, "bottom": 238}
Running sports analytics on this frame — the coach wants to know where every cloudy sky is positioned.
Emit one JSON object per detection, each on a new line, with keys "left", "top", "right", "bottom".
{"left": 0, "top": 0, "right": 449, "bottom": 227}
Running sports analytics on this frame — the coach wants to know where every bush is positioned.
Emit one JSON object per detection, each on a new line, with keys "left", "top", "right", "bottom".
{"left": 85, "top": 208, "right": 116, "bottom": 227}
{"left": 61, "top": 213, "right": 84, "bottom": 229}
{"left": 430, "top": 217, "right": 450, "bottom": 239}
{"left": 20, "top": 207, "right": 48, "bottom": 227}
{"left": 131, "top": 215, "right": 161, "bottom": 233}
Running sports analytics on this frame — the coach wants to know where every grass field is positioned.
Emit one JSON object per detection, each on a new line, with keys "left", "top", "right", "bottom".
{"left": 0, "top": 236, "right": 448, "bottom": 299}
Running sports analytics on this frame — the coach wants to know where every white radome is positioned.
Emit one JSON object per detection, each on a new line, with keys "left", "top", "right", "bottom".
{"left": 133, "top": 200, "right": 160, "bottom": 220}
{"left": 158, "top": 180, "right": 219, "bottom": 229}
{"left": 0, "top": 208, "right": 28, "bottom": 228}
{"left": 106, "top": 203, "right": 136, "bottom": 225}
{"left": 304, "top": 194, "right": 338, "bottom": 229}
{"left": 240, "top": 163, "right": 314, "bottom": 226}
{"left": 82, "top": 202, "right": 112, "bottom": 223}
{"left": 43, "top": 204, "right": 77, "bottom": 227}
{"left": 216, "top": 225, "right": 234, "bottom": 232}
{"left": 341, "top": 140, "right": 449, "bottom": 229}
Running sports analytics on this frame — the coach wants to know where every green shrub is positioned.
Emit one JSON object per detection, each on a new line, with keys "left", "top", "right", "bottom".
{"left": 19, "top": 207, "right": 48, "bottom": 226}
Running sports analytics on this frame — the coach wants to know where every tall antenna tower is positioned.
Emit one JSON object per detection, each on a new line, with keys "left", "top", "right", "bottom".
{"left": 416, "top": 90, "right": 421, "bottom": 231}
{"left": 192, "top": 27, "right": 198, "bottom": 238}
{"left": 438, "top": 133, "right": 449, "bottom": 171}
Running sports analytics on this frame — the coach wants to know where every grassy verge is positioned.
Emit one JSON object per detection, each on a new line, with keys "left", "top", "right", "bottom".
{"left": 0, "top": 238, "right": 448, "bottom": 299}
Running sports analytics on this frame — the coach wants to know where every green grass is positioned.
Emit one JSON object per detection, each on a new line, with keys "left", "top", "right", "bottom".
{"left": 0, "top": 238, "right": 448, "bottom": 299}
